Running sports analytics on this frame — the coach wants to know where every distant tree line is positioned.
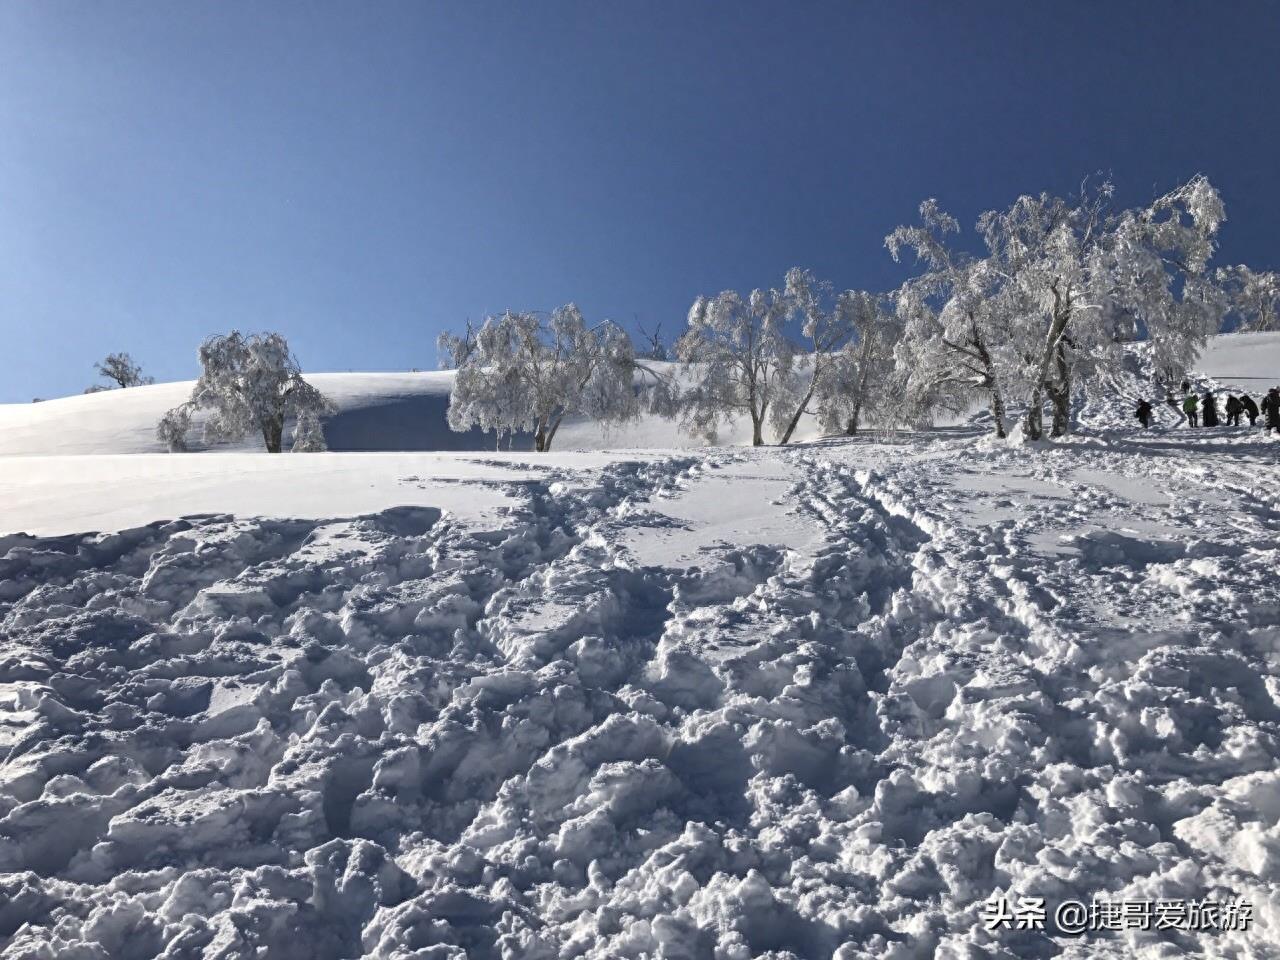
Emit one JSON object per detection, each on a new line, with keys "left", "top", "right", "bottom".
{"left": 441, "top": 174, "right": 1273, "bottom": 445}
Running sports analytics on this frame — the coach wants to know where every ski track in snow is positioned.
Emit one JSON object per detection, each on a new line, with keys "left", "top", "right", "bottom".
{"left": 1, "top": 434, "right": 1279, "bottom": 958}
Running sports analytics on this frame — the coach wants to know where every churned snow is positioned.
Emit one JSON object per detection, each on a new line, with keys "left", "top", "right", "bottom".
{"left": 1, "top": 336, "right": 1279, "bottom": 958}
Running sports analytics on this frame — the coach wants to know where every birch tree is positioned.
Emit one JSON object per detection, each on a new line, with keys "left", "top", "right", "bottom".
{"left": 887, "top": 201, "right": 1016, "bottom": 438}
{"left": 1216, "top": 265, "right": 1280, "bottom": 334}
{"left": 158, "top": 331, "right": 334, "bottom": 453}
{"left": 974, "top": 177, "right": 1225, "bottom": 439}
{"left": 675, "top": 285, "right": 797, "bottom": 446}
{"left": 445, "top": 306, "right": 648, "bottom": 452}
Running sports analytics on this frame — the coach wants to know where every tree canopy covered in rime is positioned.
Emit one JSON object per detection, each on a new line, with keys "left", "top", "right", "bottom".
{"left": 157, "top": 331, "right": 334, "bottom": 453}
{"left": 425, "top": 174, "right": 1256, "bottom": 449}
{"left": 888, "top": 175, "right": 1229, "bottom": 440}
{"left": 443, "top": 306, "right": 657, "bottom": 452}
{"left": 1216, "top": 265, "right": 1280, "bottom": 333}
{"left": 675, "top": 285, "right": 797, "bottom": 446}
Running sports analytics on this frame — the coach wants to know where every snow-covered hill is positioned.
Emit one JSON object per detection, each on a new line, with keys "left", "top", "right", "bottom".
{"left": 0, "top": 368, "right": 785, "bottom": 457}
{"left": 3, "top": 332, "right": 1277, "bottom": 458}
{"left": 2, "top": 333, "right": 1280, "bottom": 958}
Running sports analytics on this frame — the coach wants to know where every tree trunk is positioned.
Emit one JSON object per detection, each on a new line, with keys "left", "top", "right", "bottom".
{"left": 262, "top": 417, "right": 284, "bottom": 453}
{"left": 1023, "top": 291, "right": 1070, "bottom": 441}
{"left": 989, "top": 383, "right": 1007, "bottom": 439}
{"left": 1024, "top": 390, "right": 1044, "bottom": 441}
{"left": 750, "top": 413, "right": 764, "bottom": 446}
{"left": 778, "top": 385, "right": 815, "bottom": 446}
{"left": 543, "top": 412, "right": 564, "bottom": 452}
{"left": 844, "top": 404, "right": 861, "bottom": 436}
{"left": 968, "top": 328, "right": 1006, "bottom": 439}
{"left": 1048, "top": 341, "right": 1072, "bottom": 437}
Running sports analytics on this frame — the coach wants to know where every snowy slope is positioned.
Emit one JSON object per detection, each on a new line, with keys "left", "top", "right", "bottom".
{"left": 2, "top": 334, "right": 1280, "bottom": 958}
{"left": 1199, "top": 331, "right": 1280, "bottom": 388}
{"left": 2, "top": 436, "right": 1279, "bottom": 957}
{"left": 0, "top": 368, "right": 796, "bottom": 456}
{"left": 4, "top": 332, "right": 1276, "bottom": 458}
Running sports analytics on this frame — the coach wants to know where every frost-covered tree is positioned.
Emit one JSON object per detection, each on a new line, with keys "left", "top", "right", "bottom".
{"left": 887, "top": 202, "right": 1016, "bottom": 438}
{"left": 775, "top": 270, "right": 850, "bottom": 444}
{"left": 158, "top": 331, "right": 334, "bottom": 453}
{"left": 676, "top": 285, "right": 797, "bottom": 446}
{"left": 437, "top": 318, "right": 477, "bottom": 368}
{"left": 445, "top": 306, "right": 647, "bottom": 452}
{"left": 814, "top": 291, "right": 902, "bottom": 437}
{"left": 977, "top": 175, "right": 1225, "bottom": 439}
{"left": 156, "top": 404, "right": 193, "bottom": 453}
{"left": 776, "top": 269, "right": 900, "bottom": 441}
{"left": 87, "top": 352, "right": 154, "bottom": 393}
{"left": 1216, "top": 265, "right": 1280, "bottom": 333}
{"left": 1090, "top": 177, "right": 1226, "bottom": 395}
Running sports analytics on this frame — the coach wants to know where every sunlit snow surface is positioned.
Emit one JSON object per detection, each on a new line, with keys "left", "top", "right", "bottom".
{"left": 1, "top": 340, "right": 1280, "bottom": 957}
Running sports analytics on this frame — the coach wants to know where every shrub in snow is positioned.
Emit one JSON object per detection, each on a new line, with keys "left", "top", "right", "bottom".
{"left": 443, "top": 306, "right": 656, "bottom": 452}
{"left": 676, "top": 285, "right": 798, "bottom": 446}
{"left": 158, "top": 331, "right": 334, "bottom": 453}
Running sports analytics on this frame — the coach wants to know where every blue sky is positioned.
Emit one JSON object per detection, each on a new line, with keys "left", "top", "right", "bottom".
{"left": 2, "top": 1, "right": 1278, "bottom": 401}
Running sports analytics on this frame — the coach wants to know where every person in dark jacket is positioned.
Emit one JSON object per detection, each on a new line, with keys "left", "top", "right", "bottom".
{"left": 1263, "top": 388, "right": 1280, "bottom": 432}
{"left": 1225, "top": 394, "right": 1243, "bottom": 426}
{"left": 1241, "top": 393, "right": 1260, "bottom": 426}
{"left": 1202, "top": 392, "right": 1220, "bottom": 427}
{"left": 1135, "top": 399, "right": 1153, "bottom": 428}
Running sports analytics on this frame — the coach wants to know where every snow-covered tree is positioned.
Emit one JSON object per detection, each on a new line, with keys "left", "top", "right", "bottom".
{"left": 437, "top": 318, "right": 477, "bottom": 368}
{"left": 887, "top": 201, "right": 1016, "bottom": 438}
{"left": 775, "top": 269, "right": 899, "bottom": 441}
{"left": 774, "top": 270, "right": 849, "bottom": 444}
{"left": 976, "top": 175, "right": 1225, "bottom": 439}
{"left": 158, "top": 331, "right": 334, "bottom": 453}
{"left": 445, "top": 306, "right": 647, "bottom": 452}
{"left": 676, "top": 285, "right": 797, "bottom": 446}
{"left": 814, "top": 290, "right": 902, "bottom": 437}
{"left": 87, "top": 352, "right": 154, "bottom": 393}
{"left": 1216, "top": 265, "right": 1280, "bottom": 333}
{"left": 156, "top": 404, "right": 193, "bottom": 453}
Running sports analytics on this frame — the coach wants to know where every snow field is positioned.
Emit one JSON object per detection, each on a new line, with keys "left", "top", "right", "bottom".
{"left": 2, "top": 430, "right": 1279, "bottom": 957}
{"left": 2, "top": 334, "right": 1280, "bottom": 957}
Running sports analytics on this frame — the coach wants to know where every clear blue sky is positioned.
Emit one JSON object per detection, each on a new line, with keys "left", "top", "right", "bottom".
{"left": 2, "top": 1, "right": 1278, "bottom": 401}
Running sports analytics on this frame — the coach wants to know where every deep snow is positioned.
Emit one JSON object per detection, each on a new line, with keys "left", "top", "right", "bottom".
{"left": 1, "top": 336, "right": 1280, "bottom": 959}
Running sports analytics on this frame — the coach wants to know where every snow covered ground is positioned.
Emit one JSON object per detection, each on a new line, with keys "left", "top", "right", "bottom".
{"left": 2, "top": 336, "right": 1280, "bottom": 958}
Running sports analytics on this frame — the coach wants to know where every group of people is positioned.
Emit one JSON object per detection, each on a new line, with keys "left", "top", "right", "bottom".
{"left": 1134, "top": 382, "right": 1280, "bottom": 431}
